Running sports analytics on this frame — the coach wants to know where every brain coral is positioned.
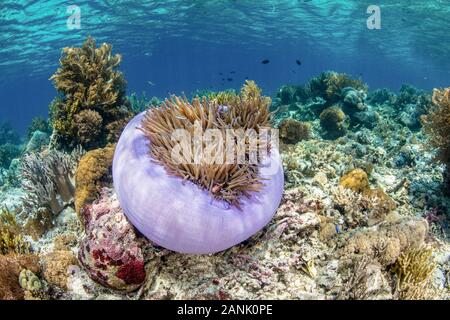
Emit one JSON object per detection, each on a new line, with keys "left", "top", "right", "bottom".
{"left": 49, "top": 37, "right": 132, "bottom": 150}
{"left": 113, "top": 81, "right": 284, "bottom": 254}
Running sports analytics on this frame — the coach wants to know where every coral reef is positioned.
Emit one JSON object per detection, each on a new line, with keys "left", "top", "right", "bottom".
{"left": 319, "top": 106, "right": 347, "bottom": 139}
{"left": 339, "top": 168, "right": 369, "bottom": 192}
{"left": 0, "top": 208, "right": 30, "bottom": 255}
{"left": 78, "top": 189, "right": 146, "bottom": 292}
{"left": 74, "top": 144, "right": 115, "bottom": 217}
{"left": 0, "top": 143, "right": 21, "bottom": 168}
{"left": 27, "top": 117, "right": 51, "bottom": 140}
{"left": 42, "top": 249, "right": 78, "bottom": 290}
{"left": 49, "top": 36, "right": 132, "bottom": 150}
{"left": 278, "top": 118, "right": 311, "bottom": 144}
{"left": 422, "top": 87, "right": 450, "bottom": 168}
{"left": 391, "top": 247, "right": 436, "bottom": 299}
{"left": 0, "top": 121, "right": 20, "bottom": 145}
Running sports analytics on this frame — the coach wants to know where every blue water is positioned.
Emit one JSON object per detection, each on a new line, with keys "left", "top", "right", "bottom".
{"left": 0, "top": 0, "right": 449, "bottom": 134}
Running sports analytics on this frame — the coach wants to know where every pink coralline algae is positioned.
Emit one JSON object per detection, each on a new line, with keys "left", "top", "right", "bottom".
{"left": 78, "top": 188, "right": 146, "bottom": 292}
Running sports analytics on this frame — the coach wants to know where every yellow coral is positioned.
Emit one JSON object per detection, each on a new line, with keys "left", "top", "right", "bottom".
{"left": 320, "top": 106, "right": 347, "bottom": 139}
{"left": 49, "top": 36, "right": 132, "bottom": 149}
{"left": 75, "top": 144, "right": 116, "bottom": 218}
{"left": 391, "top": 247, "right": 436, "bottom": 300}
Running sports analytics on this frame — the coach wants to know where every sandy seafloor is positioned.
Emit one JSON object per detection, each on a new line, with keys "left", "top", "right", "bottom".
{"left": 1, "top": 90, "right": 450, "bottom": 300}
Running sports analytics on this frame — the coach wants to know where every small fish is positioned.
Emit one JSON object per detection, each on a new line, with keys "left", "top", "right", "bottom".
{"left": 227, "top": 78, "right": 233, "bottom": 82}
{"left": 261, "top": 59, "right": 270, "bottom": 64}
{"left": 222, "top": 78, "right": 225, "bottom": 81}
{"left": 230, "top": 71, "right": 236, "bottom": 74}
{"left": 147, "top": 81, "right": 156, "bottom": 86}
{"left": 219, "top": 72, "right": 223, "bottom": 75}
{"left": 335, "top": 225, "right": 341, "bottom": 234}
{"left": 296, "top": 59, "right": 302, "bottom": 66}
{"left": 245, "top": 76, "right": 249, "bottom": 79}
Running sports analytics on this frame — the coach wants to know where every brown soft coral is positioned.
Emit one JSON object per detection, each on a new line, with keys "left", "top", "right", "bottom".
{"left": 0, "top": 254, "right": 40, "bottom": 300}
{"left": 279, "top": 118, "right": 311, "bottom": 144}
{"left": 74, "top": 144, "right": 115, "bottom": 219}
{"left": 339, "top": 169, "right": 369, "bottom": 193}
{"left": 340, "top": 217, "right": 428, "bottom": 266}
{"left": 422, "top": 87, "right": 450, "bottom": 168}
{"left": 50, "top": 36, "right": 132, "bottom": 150}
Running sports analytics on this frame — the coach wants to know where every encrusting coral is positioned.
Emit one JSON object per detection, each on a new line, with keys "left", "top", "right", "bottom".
{"left": 74, "top": 144, "right": 115, "bottom": 218}
{"left": 49, "top": 36, "right": 132, "bottom": 150}
{"left": 21, "top": 148, "right": 83, "bottom": 217}
{"left": 141, "top": 80, "right": 272, "bottom": 207}
{"left": 339, "top": 168, "right": 369, "bottom": 193}
{"left": 78, "top": 188, "right": 146, "bottom": 292}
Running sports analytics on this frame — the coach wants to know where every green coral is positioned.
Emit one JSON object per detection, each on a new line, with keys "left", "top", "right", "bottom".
{"left": 19, "top": 269, "right": 42, "bottom": 292}
{"left": 49, "top": 36, "right": 133, "bottom": 150}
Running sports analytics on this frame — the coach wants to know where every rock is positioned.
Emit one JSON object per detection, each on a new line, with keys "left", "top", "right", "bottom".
{"left": 78, "top": 188, "right": 146, "bottom": 292}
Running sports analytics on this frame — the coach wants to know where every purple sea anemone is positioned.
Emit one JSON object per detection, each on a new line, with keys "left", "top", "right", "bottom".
{"left": 113, "top": 82, "right": 284, "bottom": 254}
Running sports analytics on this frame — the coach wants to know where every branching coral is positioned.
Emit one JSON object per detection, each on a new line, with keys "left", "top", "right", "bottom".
{"left": 49, "top": 36, "right": 132, "bottom": 150}
{"left": 141, "top": 80, "right": 272, "bottom": 207}
{"left": 391, "top": 247, "right": 436, "bottom": 300}
{"left": 21, "top": 148, "right": 83, "bottom": 218}
{"left": 75, "top": 144, "right": 115, "bottom": 218}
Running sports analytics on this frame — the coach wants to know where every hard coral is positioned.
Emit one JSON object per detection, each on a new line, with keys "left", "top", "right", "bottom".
{"left": 0, "top": 254, "right": 40, "bottom": 300}
{"left": 50, "top": 36, "right": 132, "bottom": 150}
{"left": 422, "top": 87, "right": 450, "bottom": 165}
{"left": 391, "top": 247, "right": 436, "bottom": 300}
{"left": 78, "top": 188, "right": 146, "bottom": 292}
{"left": 341, "top": 217, "right": 428, "bottom": 266}
{"left": 278, "top": 118, "right": 311, "bottom": 144}
{"left": 75, "top": 144, "right": 115, "bottom": 218}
